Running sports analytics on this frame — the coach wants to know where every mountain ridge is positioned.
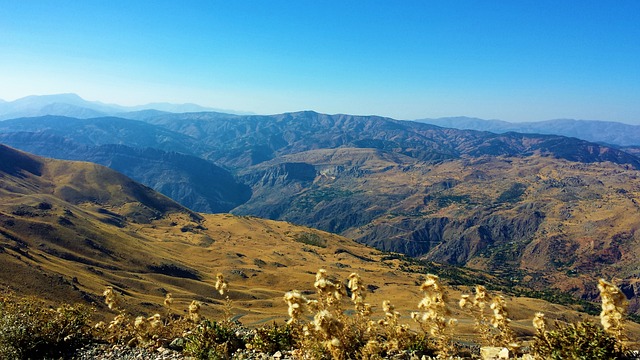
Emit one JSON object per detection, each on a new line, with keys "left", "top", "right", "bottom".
{"left": 417, "top": 116, "right": 640, "bottom": 147}
{"left": 0, "top": 93, "right": 250, "bottom": 120}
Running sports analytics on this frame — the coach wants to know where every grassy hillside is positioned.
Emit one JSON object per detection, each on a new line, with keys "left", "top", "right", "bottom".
{"left": 3, "top": 143, "right": 637, "bottom": 348}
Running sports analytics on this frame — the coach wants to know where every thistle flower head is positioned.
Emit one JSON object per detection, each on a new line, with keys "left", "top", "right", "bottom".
{"left": 598, "top": 278, "right": 628, "bottom": 337}
{"left": 103, "top": 286, "right": 119, "bottom": 310}
{"left": 532, "top": 312, "right": 545, "bottom": 331}
{"left": 347, "top": 272, "right": 361, "bottom": 290}
{"left": 316, "top": 269, "right": 328, "bottom": 282}
{"left": 470, "top": 285, "right": 487, "bottom": 311}
{"left": 147, "top": 313, "right": 162, "bottom": 328}
{"left": 283, "top": 290, "right": 308, "bottom": 323}
{"left": 459, "top": 294, "right": 470, "bottom": 309}
{"left": 134, "top": 316, "right": 146, "bottom": 329}
{"left": 314, "top": 309, "right": 342, "bottom": 336}
{"left": 214, "top": 273, "right": 229, "bottom": 295}
{"left": 382, "top": 300, "right": 394, "bottom": 314}
{"left": 188, "top": 300, "right": 201, "bottom": 323}
{"left": 164, "top": 293, "right": 173, "bottom": 308}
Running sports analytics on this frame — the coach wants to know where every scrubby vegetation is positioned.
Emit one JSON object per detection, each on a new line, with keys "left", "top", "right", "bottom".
{"left": 0, "top": 293, "right": 93, "bottom": 359}
{"left": 0, "top": 272, "right": 635, "bottom": 359}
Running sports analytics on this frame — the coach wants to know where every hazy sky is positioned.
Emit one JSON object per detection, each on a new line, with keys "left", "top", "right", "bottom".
{"left": 1, "top": 1, "right": 639, "bottom": 122}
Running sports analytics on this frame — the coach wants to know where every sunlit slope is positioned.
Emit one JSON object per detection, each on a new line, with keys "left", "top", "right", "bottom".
{"left": 234, "top": 148, "right": 640, "bottom": 310}
{"left": 1, "top": 144, "right": 638, "bottom": 340}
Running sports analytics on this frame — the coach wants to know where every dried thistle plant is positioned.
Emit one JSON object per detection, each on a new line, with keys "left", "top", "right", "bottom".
{"left": 489, "top": 295, "right": 518, "bottom": 351}
{"left": 347, "top": 272, "right": 370, "bottom": 315}
{"left": 314, "top": 268, "right": 346, "bottom": 308}
{"left": 284, "top": 290, "right": 309, "bottom": 324}
{"left": 411, "top": 274, "right": 456, "bottom": 358}
{"left": 214, "top": 273, "right": 228, "bottom": 296}
{"left": 147, "top": 313, "right": 162, "bottom": 329}
{"left": 597, "top": 278, "right": 628, "bottom": 340}
{"left": 460, "top": 285, "right": 492, "bottom": 345}
{"left": 163, "top": 293, "right": 173, "bottom": 310}
{"left": 378, "top": 300, "right": 411, "bottom": 354}
{"left": 532, "top": 312, "right": 546, "bottom": 333}
{"left": 188, "top": 300, "right": 201, "bottom": 323}
{"left": 102, "top": 286, "right": 119, "bottom": 311}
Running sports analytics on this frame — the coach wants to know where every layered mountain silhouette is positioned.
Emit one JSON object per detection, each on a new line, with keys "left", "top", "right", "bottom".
{"left": 417, "top": 116, "right": 640, "bottom": 147}
{"left": 2, "top": 110, "right": 640, "bottom": 309}
{"left": 0, "top": 93, "right": 248, "bottom": 120}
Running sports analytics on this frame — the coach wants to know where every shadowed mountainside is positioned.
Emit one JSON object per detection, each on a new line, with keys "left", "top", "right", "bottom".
{"left": 0, "top": 132, "right": 251, "bottom": 213}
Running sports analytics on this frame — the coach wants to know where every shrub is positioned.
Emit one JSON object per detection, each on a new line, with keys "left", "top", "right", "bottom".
{"left": 531, "top": 321, "right": 632, "bottom": 360}
{"left": 250, "top": 322, "right": 296, "bottom": 354}
{"left": 0, "top": 293, "right": 93, "bottom": 359}
{"left": 293, "top": 232, "right": 327, "bottom": 248}
{"left": 183, "top": 319, "right": 245, "bottom": 360}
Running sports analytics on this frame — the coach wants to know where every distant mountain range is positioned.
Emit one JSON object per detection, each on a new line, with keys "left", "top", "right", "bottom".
{"left": 0, "top": 93, "right": 252, "bottom": 120}
{"left": 417, "top": 116, "right": 640, "bottom": 147}
{"left": 2, "top": 100, "right": 640, "bottom": 308}
{"left": 2, "top": 93, "right": 640, "bottom": 147}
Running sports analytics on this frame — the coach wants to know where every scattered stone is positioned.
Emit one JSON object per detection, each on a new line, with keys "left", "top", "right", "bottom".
{"left": 480, "top": 346, "right": 509, "bottom": 359}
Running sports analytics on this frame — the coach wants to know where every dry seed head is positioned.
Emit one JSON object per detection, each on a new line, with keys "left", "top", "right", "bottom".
{"left": 215, "top": 273, "right": 229, "bottom": 295}
{"left": 108, "top": 314, "right": 126, "bottom": 329}
{"left": 347, "top": 272, "right": 360, "bottom": 289}
{"left": 362, "top": 303, "right": 372, "bottom": 316}
{"left": 474, "top": 285, "right": 487, "bottom": 308}
{"left": 382, "top": 300, "right": 394, "bottom": 314}
{"left": 348, "top": 272, "right": 367, "bottom": 306}
{"left": 421, "top": 273, "right": 440, "bottom": 290}
{"left": 283, "top": 290, "right": 308, "bottom": 323}
{"left": 459, "top": 294, "right": 470, "bottom": 309}
{"left": 188, "top": 300, "right": 201, "bottom": 323}
{"left": 164, "top": 293, "right": 173, "bottom": 308}
{"left": 489, "top": 295, "right": 510, "bottom": 328}
{"left": 532, "top": 312, "right": 545, "bottom": 332}
{"left": 598, "top": 278, "right": 628, "bottom": 336}
{"left": 148, "top": 313, "right": 162, "bottom": 328}
{"left": 314, "top": 309, "right": 342, "bottom": 336}
{"left": 103, "top": 286, "right": 119, "bottom": 310}
{"left": 316, "top": 268, "right": 328, "bottom": 282}
{"left": 134, "top": 316, "right": 146, "bottom": 329}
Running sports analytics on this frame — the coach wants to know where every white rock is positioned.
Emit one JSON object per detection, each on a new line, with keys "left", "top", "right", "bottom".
{"left": 480, "top": 346, "right": 509, "bottom": 359}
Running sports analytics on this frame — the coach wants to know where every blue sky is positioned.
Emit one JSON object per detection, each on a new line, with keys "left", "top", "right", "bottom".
{"left": 1, "top": 1, "right": 639, "bottom": 122}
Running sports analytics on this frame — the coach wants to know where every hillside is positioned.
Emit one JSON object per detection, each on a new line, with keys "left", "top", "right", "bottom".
{"left": 0, "top": 132, "right": 250, "bottom": 213}
{"left": 2, "top": 112, "right": 640, "bottom": 312}
{"left": 3, "top": 144, "right": 632, "bottom": 343}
